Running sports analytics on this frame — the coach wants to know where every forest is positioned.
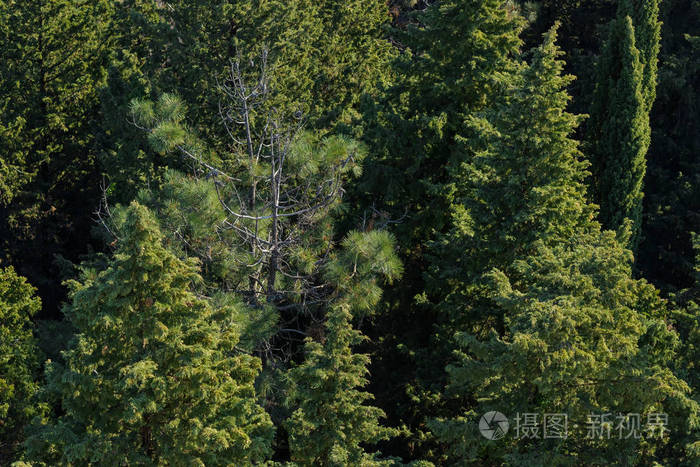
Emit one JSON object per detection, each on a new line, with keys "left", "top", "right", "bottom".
{"left": 0, "top": 0, "right": 699, "bottom": 465}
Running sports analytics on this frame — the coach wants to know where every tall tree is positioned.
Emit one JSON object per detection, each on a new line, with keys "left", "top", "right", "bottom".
{"left": 24, "top": 202, "right": 274, "bottom": 465}
{"left": 352, "top": 2, "right": 524, "bottom": 458}
{"left": 430, "top": 27, "right": 699, "bottom": 465}
{"left": 619, "top": 0, "right": 662, "bottom": 113}
{"left": 0, "top": 0, "right": 115, "bottom": 316}
{"left": 0, "top": 267, "right": 43, "bottom": 463}
{"left": 587, "top": 0, "right": 661, "bottom": 251}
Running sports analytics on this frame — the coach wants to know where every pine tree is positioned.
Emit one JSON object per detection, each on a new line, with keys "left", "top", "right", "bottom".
{"left": 99, "top": 0, "right": 394, "bottom": 207}
{"left": 587, "top": 0, "right": 661, "bottom": 251}
{"left": 0, "top": 267, "right": 43, "bottom": 463}
{"left": 285, "top": 230, "right": 402, "bottom": 466}
{"left": 429, "top": 27, "right": 699, "bottom": 465}
{"left": 24, "top": 202, "right": 274, "bottom": 465}
{"left": 124, "top": 59, "right": 374, "bottom": 348}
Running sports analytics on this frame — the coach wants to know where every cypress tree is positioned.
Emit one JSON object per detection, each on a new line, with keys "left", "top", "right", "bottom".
{"left": 588, "top": 0, "right": 661, "bottom": 251}
{"left": 430, "top": 27, "right": 699, "bottom": 465}
{"left": 0, "top": 0, "right": 115, "bottom": 315}
{"left": 24, "top": 202, "right": 274, "bottom": 465}
{"left": 619, "top": 0, "right": 662, "bottom": 113}
{"left": 0, "top": 267, "right": 43, "bottom": 463}
{"left": 353, "top": 2, "right": 524, "bottom": 457}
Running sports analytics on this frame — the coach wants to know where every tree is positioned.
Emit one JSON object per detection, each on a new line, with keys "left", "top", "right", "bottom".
{"left": 99, "top": 0, "right": 393, "bottom": 205}
{"left": 285, "top": 230, "right": 402, "bottom": 466}
{"left": 431, "top": 233, "right": 699, "bottom": 465}
{"left": 619, "top": 0, "right": 661, "bottom": 114}
{"left": 427, "top": 24, "right": 594, "bottom": 346}
{"left": 434, "top": 25, "right": 593, "bottom": 285}
{"left": 0, "top": 0, "right": 115, "bottom": 316}
{"left": 587, "top": 0, "right": 661, "bottom": 251}
{"left": 24, "top": 202, "right": 274, "bottom": 465}
{"left": 125, "top": 55, "right": 371, "bottom": 360}
{"left": 0, "top": 267, "right": 43, "bottom": 463}
{"left": 359, "top": 0, "right": 524, "bottom": 240}
{"left": 351, "top": 2, "right": 524, "bottom": 458}
{"left": 429, "top": 27, "right": 699, "bottom": 465}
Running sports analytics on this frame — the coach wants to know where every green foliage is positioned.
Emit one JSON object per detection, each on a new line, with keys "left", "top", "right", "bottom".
{"left": 619, "top": 0, "right": 662, "bottom": 114}
{"left": 285, "top": 230, "right": 402, "bottom": 466}
{"left": 100, "top": 0, "right": 393, "bottom": 205}
{"left": 429, "top": 27, "right": 700, "bottom": 465}
{"left": 0, "top": 267, "right": 43, "bottom": 463}
{"left": 352, "top": 3, "right": 525, "bottom": 457}
{"left": 361, "top": 0, "right": 524, "bottom": 235}
{"left": 0, "top": 0, "right": 115, "bottom": 315}
{"left": 588, "top": 0, "right": 661, "bottom": 251}
{"left": 435, "top": 25, "right": 594, "bottom": 287}
{"left": 24, "top": 202, "right": 274, "bottom": 465}
{"left": 431, "top": 233, "right": 699, "bottom": 465}
{"left": 311, "top": 0, "right": 396, "bottom": 129}
{"left": 286, "top": 304, "right": 397, "bottom": 466}
{"left": 1, "top": 1, "right": 699, "bottom": 465}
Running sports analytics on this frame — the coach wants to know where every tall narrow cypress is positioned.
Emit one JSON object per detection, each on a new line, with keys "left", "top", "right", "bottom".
{"left": 588, "top": 14, "right": 649, "bottom": 251}
{"left": 588, "top": 0, "right": 661, "bottom": 251}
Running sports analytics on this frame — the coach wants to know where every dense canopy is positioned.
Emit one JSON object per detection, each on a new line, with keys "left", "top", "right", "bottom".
{"left": 1, "top": 0, "right": 698, "bottom": 465}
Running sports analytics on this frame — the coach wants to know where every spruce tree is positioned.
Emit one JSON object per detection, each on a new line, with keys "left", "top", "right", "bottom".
{"left": 587, "top": 0, "right": 661, "bottom": 251}
{"left": 0, "top": 267, "right": 43, "bottom": 463}
{"left": 285, "top": 230, "right": 402, "bottom": 466}
{"left": 24, "top": 202, "right": 274, "bottom": 465}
